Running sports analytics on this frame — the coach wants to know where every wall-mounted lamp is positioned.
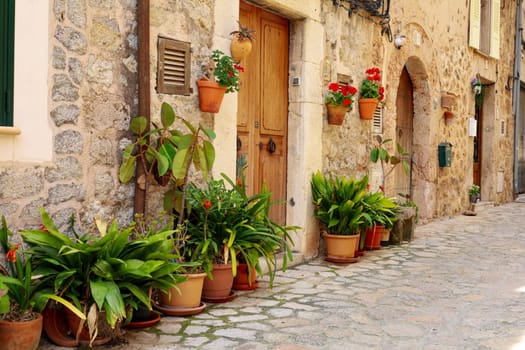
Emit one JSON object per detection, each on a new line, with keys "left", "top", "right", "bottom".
{"left": 394, "top": 34, "right": 406, "bottom": 49}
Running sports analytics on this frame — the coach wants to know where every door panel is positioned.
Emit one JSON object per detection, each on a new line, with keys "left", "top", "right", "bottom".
{"left": 394, "top": 67, "right": 414, "bottom": 197}
{"left": 237, "top": 1, "right": 289, "bottom": 224}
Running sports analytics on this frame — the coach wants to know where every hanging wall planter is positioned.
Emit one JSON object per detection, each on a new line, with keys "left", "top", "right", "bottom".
{"left": 358, "top": 98, "right": 378, "bottom": 120}
{"left": 197, "top": 78, "right": 227, "bottom": 113}
{"left": 326, "top": 104, "right": 349, "bottom": 125}
{"left": 230, "top": 21, "right": 255, "bottom": 62}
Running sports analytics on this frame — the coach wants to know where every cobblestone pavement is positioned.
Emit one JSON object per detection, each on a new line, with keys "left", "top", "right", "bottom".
{"left": 41, "top": 202, "right": 525, "bottom": 349}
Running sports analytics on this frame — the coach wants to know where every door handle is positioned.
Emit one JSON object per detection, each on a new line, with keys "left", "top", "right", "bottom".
{"left": 268, "top": 138, "right": 277, "bottom": 154}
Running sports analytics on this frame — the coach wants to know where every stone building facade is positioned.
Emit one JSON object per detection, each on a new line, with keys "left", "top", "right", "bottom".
{"left": 0, "top": 0, "right": 518, "bottom": 257}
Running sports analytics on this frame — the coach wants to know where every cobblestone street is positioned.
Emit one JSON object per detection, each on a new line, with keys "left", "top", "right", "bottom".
{"left": 41, "top": 202, "right": 525, "bottom": 349}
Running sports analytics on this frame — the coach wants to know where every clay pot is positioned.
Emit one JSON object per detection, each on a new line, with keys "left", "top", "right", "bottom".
{"left": 0, "top": 312, "right": 43, "bottom": 350}
{"left": 233, "top": 263, "right": 258, "bottom": 290}
{"left": 197, "top": 78, "right": 227, "bottom": 113}
{"left": 63, "top": 307, "right": 112, "bottom": 346}
{"left": 202, "top": 263, "right": 234, "bottom": 300}
{"left": 323, "top": 232, "right": 360, "bottom": 263}
{"left": 326, "top": 104, "right": 349, "bottom": 125}
{"left": 365, "top": 225, "right": 383, "bottom": 250}
{"left": 230, "top": 38, "right": 253, "bottom": 62}
{"left": 358, "top": 98, "right": 378, "bottom": 120}
{"left": 160, "top": 272, "right": 206, "bottom": 309}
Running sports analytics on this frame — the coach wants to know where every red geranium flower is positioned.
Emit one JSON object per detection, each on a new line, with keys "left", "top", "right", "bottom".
{"left": 202, "top": 199, "right": 212, "bottom": 209}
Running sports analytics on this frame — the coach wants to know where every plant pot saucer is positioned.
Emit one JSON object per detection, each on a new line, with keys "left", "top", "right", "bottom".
{"left": 233, "top": 280, "right": 259, "bottom": 291}
{"left": 325, "top": 255, "right": 360, "bottom": 264}
{"left": 154, "top": 302, "right": 206, "bottom": 317}
{"left": 202, "top": 291, "right": 236, "bottom": 303}
{"left": 125, "top": 311, "right": 161, "bottom": 329}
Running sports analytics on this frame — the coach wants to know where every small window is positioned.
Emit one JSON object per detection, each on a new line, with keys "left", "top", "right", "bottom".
{"left": 0, "top": 0, "right": 15, "bottom": 126}
{"left": 469, "top": 0, "right": 500, "bottom": 59}
{"left": 156, "top": 37, "right": 191, "bottom": 95}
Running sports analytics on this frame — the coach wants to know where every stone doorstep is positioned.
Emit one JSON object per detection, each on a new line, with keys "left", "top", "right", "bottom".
{"left": 471, "top": 201, "right": 494, "bottom": 213}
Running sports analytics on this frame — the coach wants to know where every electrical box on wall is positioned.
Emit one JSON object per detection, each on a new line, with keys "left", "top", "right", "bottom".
{"left": 468, "top": 118, "right": 477, "bottom": 137}
{"left": 438, "top": 142, "right": 452, "bottom": 167}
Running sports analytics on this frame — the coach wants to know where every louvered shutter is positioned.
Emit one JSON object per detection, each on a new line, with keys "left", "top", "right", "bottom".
{"left": 0, "top": 0, "right": 14, "bottom": 126}
{"left": 489, "top": 0, "right": 500, "bottom": 59}
{"left": 157, "top": 38, "right": 191, "bottom": 95}
{"left": 372, "top": 106, "right": 383, "bottom": 134}
{"left": 469, "top": 0, "right": 481, "bottom": 50}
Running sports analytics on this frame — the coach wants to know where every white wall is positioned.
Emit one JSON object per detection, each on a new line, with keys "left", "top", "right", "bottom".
{"left": 0, "top": 0, "right": 52, "bottom": 162}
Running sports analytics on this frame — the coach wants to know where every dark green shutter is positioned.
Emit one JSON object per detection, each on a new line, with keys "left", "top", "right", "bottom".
{"left": 0, "top": 0, "right": 14, "bottom": 126}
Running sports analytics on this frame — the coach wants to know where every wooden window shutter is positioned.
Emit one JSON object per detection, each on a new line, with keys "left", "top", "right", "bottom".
{"left": 469, "top": 0, "right": 481, "bottom": 50}
{"left": 372, "top": 105, "right": 383, "bottom": 134}
{"left": 0, "top": 0, "right": 15, "bottom": 126}
{"left": 157, "top": 37, "right": 191, "bottom": 95}
{"left": 489, "top": 0, "right": 500, "bottom": 59}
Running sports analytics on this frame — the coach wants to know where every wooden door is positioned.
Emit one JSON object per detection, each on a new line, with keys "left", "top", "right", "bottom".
{"left": 237, "top": 1, "right": 289, "bottom": 224}
{"left": 393, "top": 67, "right": 413, "bottom": 197}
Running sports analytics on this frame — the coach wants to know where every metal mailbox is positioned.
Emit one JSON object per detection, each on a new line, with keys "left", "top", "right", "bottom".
{"left": 438, "top": 142, "right": 452, "bottom": 167}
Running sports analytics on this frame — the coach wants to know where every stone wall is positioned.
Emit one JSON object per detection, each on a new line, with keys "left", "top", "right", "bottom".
{"left": 319, "top": 0, "right": 516, "bottom": 220}
{"left": 0, "top": 0, "right": 138, "bottom": 231}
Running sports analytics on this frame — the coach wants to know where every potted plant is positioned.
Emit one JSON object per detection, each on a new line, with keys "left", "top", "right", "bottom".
{"left": 21, "top": 209, "right": 187, "bottom": 347}
{"left": 468, "top": 184, "right": 481, "bottom": 203}
{"left": 180, "top": 174, "right": 296, "bottom": 299}
{"left": 0, "top": 216, "right": 51, "bottom": 350}
{"left": 311, "top": 171, "right": 368, "bottom": 263}
{"left": 230, "top": 21, "right": 256, "bottom": 62}
{"left": 324, "top": 82, "right": 358, "bottom": 125}
{"left": 361, "top": 191, "right": 398, "bottom": 250}
{"left": 197, "top": 49, "right": 244, "bottom": 113}
{"left": 120, "top": 102, "right": 215, "bottom": 315}
{"left": 358, "top": 67, "right": 385, "bottom": 120}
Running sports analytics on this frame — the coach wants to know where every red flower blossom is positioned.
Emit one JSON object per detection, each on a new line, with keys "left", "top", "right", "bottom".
{"left": 202, "top": 199, "right": 212, "bottom": 209}
{"left": 6, "top": 243, "right": 20, "bottom": 262}
{"left": 228, "top": 70, "right": 234, "bottom": 78}
{"left": 328, "top": 83, "right": 339, "bottom": 92}
{"left": 366, "top": 183, "right": 371, "bottom": 191}
{"left": 343, "top": 99, "right": 351, "bottom": 107}
{"left": 325, "top": 82, "right": 357, "bottom": 108}
{"left": 233, "top": 64, "right": 245, "bottom": 72}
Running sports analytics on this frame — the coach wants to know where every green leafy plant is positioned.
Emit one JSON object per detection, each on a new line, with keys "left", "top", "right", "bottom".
{"left": 311, "top": 171, "right": 369, "bottom": 235}
{"left": 180, "top": 174, "right": 296, "bottom": 286}
{"left": 230, "top": 21, "right": 256, "bottom": 42}
{"left": 119, "top": 101, "right": 216, "bottom": 256}
{"left": 21, "top": 209, "right": 187, "bottom": 346}
{"left": 370, "top": 135, "right": 410, "bottom": 189}
{"left": 211, "top": 50, "right": 244, "bottom": 93}
{"left": 360, "top": 67, "right": 385, "bottom": 100}
{"left": 468, "top": 184, "right": 480, "bottom": 196}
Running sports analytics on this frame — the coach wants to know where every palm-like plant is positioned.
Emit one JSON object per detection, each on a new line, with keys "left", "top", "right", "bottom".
{"left": 311, "top": 171, "right": 369, "bottom": 235}
{"left": 21, "top": 209, "right": 187, "bottom": 346}
{"left": 181, "top": 174, "right": 296, "bottom": 286}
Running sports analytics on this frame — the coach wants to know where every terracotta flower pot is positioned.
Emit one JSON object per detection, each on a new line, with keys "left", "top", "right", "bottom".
{"left": 323, "top": 232, "right": 360, "bottom": 263}
{"left": 63, "top": 307, "right": 112, "bottom": 346}
{"left": 358, "top": 98, "right": 378, "bottom": 120}
{"left": 160, "top": 272, "right": 206, "bottom": 309}
{"left": 197, "top": 78, "right": 227, "bottom": 113}
{"left": 365, "top": 225, "right": 383, "bottom": 250}
{"left": 233, "top": 263, "right": 258, "bottom": 290}
{"left": 0, "top": 312, "right": 43, "bottom": 350}
{"left": 326, "top": 104, "right": 349, "bottom": 125}
{"left": 230, "top": 38, "right": 253, "bottom": 62}
{"left": 202, "top": 263, "right": 235, "bottom": 301}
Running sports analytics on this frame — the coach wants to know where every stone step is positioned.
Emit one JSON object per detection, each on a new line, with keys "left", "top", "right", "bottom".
{"left": 472, "top": 200, "right": 494, "bottom": 213}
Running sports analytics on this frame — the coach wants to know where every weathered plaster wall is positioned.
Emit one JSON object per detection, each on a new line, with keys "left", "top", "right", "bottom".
{"left": 0, "top": 0, "right": 138, "bottom": 230}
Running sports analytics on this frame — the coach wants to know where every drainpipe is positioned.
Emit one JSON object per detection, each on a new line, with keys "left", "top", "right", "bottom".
{"left": 134, "top": 0, "right": 150, "bottom": 215}
{"left": 513, "top": 0, "right": 522, "bottom": 198}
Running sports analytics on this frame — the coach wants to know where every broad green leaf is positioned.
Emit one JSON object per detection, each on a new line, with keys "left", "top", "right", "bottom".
{"left": 200, "top": 126, "right": 216, "bottom": 141}
{"left": 161, "top": 102, "right": 175, "bottom": 128}
{"left": 130, "top": 116, "right": 147, "bottom": 134}
{"left": 203, "top": 140, "right": 216, "bottom": 170}
{"left": 370, "top": 148, "right": 379, "bottom": 162}
{"left": 119, "top": 154, "right": 136, "bottom": 183}
{"left": 172, "top": 148, "right": 189, "bottom": 179}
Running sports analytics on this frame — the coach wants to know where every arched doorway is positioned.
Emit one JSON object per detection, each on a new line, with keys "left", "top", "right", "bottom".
{"left": 394, "top": 66, "right": 414, "bottom": 198}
